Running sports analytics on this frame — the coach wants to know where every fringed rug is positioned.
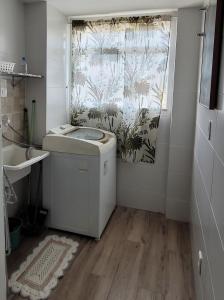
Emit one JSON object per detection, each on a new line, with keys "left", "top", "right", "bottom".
{"left": 9, "top": 235, "right": 79, "bottom": 300}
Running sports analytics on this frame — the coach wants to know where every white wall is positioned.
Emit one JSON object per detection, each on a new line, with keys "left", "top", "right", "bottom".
{"left": 46, "top": 4, "right": 67, "bottom": 131}
{"left": 118, "top": 9, "right": 201, "bottom": 218}
{"left": 0, "top": 1, "right": 26, "bottom": 298}
{"left": 25, "top": 2, "right": 68, "bottom": 143}
{"left": 166, "top": 8, "right": 201, "bottom": 221}
{"left": 23, "top": 6, "right": 201, "bottom": 220}
{"left": 191, "top": 8, "right": 224, "bottom": 300}
{"left": 117, "top": 18, "right": 177, "bottom": 214}
{"left": 117, "top": 113, "right": 171, "bottom": 213}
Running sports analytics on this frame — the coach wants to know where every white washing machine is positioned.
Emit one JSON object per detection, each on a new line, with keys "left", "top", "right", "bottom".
{"left": 42, "top": 124, "right": 116, "bottom": 239}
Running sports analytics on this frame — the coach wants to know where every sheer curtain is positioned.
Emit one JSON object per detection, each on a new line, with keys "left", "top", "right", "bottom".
{"left": 71, "top": 16, "right": 171, "bottom": 163}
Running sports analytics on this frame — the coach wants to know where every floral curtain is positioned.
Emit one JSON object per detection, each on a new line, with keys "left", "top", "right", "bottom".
{"left": 71, "top": 16, "right": 171, "bottom": 163}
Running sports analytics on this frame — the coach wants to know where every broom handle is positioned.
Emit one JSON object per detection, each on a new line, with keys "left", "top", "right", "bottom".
{"left": 30, "top": 100, "right": 36, "bottom": 144}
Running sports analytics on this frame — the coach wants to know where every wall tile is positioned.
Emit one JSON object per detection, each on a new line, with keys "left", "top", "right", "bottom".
{"left": 11, "top": 112, "right": 23, "bottom": 131}
{"left": 0, "top": 79, "right": 25, "bottom": 146}
{"left": 190, "top": 200, "right": 204, "bottom": 300}
{"left": 196, "top": 104, "right": 217, "bottom": 148}
{"left": 194, "top": 159, "right": 224, "bottom": 300}
{"left": 217, "top": 93, "right": 224, "bottom": 111}
{"left": 194, "top": 160, "right": 210, "bottom": 238}
{"left": 156, "top": 114, "right": 171, "bottom": 145}
{"left": 168, "top": 145, "right": 193, "bottom": 174}
{"left": 214, "top": 110, "right": 224, "bottom": 164}
{"left": 47, "top": 3, "right": 67, "bottom": 86}
{"left": 117, "top": 161, "right": 168, "bottom": 194}
{"left": 117, "top": 115, "right": 170, "bottom": 213}
{"left": 173, "top": 8, "right": 201, "bottom": 95}
{"left": 218, "top": 37, "right": 224, "bottom": 95}
{"left": 170, "top": 91, "right": 197, "bottom": 148}
{"left": 167, "top": 171, "right": 191, "bottom": 201}
{"left": 166, "top": 197, "right": 189, "bottom": 222}
{"left": 117, "top": 140, "right": 169, "bottom": 213}
{"left": 117, "top": 186, "right": 166, "bottom": 213}
{"left": 211, "top": 155, "right": 224, "bottom": 246}
{"left": 46, "top": 87, "right": 67, "bottom": 131}
{"left": 191, "top": 4, "right": 224, "bottom": 300}
{"left": 195, "top": 126, "right": 214, "bottom": 198}
{"left": 191, "top": 195, "right": 215, "bottom": 300}
{"left": 172, "top": 90, "right": 197, "bottom": 115}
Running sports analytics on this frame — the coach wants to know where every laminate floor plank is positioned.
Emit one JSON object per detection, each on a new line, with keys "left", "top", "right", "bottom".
{"left": 136, "top": 288, "right": 165, "bottom": 300}
{"left": 7, "top": 206, "right": 195, "bottom": 300}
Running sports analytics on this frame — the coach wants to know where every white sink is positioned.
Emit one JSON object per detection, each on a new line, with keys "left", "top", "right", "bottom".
{"left": 3, "top": 144, "right": 49, "bottom": 184}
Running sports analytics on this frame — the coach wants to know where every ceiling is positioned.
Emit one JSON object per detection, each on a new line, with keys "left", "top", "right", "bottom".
{"left": 22, "top": 0, "right": 204, "bottom": 16}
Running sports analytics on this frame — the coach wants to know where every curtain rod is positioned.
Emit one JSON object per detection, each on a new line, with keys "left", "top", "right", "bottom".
{"left": 68, "top": 9, "right": 177, "bottom": 23}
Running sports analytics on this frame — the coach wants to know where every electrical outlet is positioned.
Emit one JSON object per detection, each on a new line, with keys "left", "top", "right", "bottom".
{"left": 198, "top": 250, "right": 203, "bottom": 276}
{"left": 0, "top": 79, "right": 7, "bottom": 97}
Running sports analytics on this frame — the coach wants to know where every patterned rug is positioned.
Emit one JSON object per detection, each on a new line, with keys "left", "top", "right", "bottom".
{"left": 9, "top": 235, "right": 79, "bottom": 300}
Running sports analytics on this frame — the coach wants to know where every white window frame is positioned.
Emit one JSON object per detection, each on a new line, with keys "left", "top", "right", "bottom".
{"left": 161, "top": 16, "right": 177, "bottom": 115}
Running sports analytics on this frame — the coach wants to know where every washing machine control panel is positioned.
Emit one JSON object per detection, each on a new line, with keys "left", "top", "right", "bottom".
{"left": 48, "top": 124, "right": 74, "bottom": 135}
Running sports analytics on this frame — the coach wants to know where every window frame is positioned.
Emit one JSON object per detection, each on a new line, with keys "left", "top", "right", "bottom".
{"left": 162, "top": 16, "right": 177, "bottom": 114}
{"left": 67, "top": 14, "right": 177, "bottom": 122}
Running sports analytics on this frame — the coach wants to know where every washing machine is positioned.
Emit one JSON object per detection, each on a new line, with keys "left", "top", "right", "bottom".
{"left": 42, "top": 124, "right": 116, "bottom": 239}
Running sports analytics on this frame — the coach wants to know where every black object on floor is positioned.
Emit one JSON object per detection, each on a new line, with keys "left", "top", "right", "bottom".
{"left": 21, "top": 161, "right": 48, "bottom": 236}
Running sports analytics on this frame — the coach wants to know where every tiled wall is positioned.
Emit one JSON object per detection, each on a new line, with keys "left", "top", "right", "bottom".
{"left": 0, "top": 79, "right": 25, "bottom": 146}
{"left": 191, "top": 13, "right": 224, "bottom": 300}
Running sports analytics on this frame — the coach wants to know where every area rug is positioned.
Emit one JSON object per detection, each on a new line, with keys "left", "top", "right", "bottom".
{"left": 9, "top": 235, "right": 79, "bottom": 300}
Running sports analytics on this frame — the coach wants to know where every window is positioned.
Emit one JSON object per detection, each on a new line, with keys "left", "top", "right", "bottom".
{"left": 70, "top": 16, "right": 171, "bottom": 163}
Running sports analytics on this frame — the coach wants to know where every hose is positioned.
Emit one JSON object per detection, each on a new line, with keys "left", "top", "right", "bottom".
{"left": 3, "top": 168, "right": 18, "bottom": 205}
{"left": 2, "top": 134, "right": 42, "bottom": 150}
{"left": 7, "top": 123, "right": 25, "bottom": 140}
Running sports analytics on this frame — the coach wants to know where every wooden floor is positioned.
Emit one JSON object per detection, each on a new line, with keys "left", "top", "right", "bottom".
{"left": 7, "top": 206, "right": 195, "bottom": 300}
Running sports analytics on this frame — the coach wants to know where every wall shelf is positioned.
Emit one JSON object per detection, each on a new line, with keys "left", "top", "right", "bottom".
{"left": 0, "top": 72, "right": 44, "bottom": 87}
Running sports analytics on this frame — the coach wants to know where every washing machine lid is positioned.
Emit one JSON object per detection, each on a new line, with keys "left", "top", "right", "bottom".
{"left": 65, "top": 128, "right": 105, "bottom": 141}
{"left": 43, "top": 125, "right": 116, "bottom": 156}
